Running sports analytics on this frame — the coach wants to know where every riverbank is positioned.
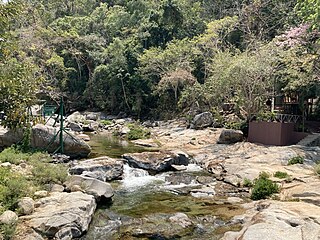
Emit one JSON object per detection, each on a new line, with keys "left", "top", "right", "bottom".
{"left": 1, "top": 117, "right": 320, "bottom": 239}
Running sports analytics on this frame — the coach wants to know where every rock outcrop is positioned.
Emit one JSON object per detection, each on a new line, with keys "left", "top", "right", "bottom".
{"left": 218, "top": 129, "right": 243, "bottom": 144}
{"left": 0, "top": 210, "right": 18, "bottom": 224}
{"left": 191, "top": 112, "right": 214, "bottom": 129}
{"left": 0, "top": 124, "right": 91, "bottom": 158}
{"left": 223, "top": 201, "right": 320, "bottom": 240}
{"left": 64, "top": 175, "right": 114, "bottom": 202}
{"left": 69, "top": 156, "right": 123, "bottom": 181}
{"left": 122, "top": 150, "right": 191, "bottom": 173}
{"left": 19, "top": 192, "right": 96, "bottom": 239}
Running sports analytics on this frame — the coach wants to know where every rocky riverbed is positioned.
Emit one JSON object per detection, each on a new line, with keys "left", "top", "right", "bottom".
{"left": 2, "top": 114, "right": 320, "bottom": 239}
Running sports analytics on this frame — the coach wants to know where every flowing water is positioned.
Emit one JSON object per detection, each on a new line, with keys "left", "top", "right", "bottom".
{"left": 82, "top": 135, "right": 244, "bottom": 240}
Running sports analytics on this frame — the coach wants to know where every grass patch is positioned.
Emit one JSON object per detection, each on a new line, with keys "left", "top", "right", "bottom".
{"left": 273, "top": 171, "right": 289, "bottom": 179}
{"left": 0, "top": 168, "right": 31, "bottom": 211}
{"left": 31, "top": 161, "right": 68, "bottom": 185}
{"left": 0, "top": 147, "right": 51, "bottom": 165}
{"left": 0, "top": 148, "right": 68, "bottom": 213}
{"left": 100, "top": 120, "right": 112, "bottom": 126}
{"left": 315, "top": 164, "right": 320, "bottom": 176}
{"left": 288, "top": 156, "right": 304, "bottom": 165}
{"left": 127, "top": 124, "right": 151, "bottom": 140}
{"left": 0, "top": 222, "right": 16, "bottom": 240}
{"left": 251, "top": 172, "right": 279, "bottom": 200}
{"left": 243, "top": 178, "right": 253, "bottom": 187}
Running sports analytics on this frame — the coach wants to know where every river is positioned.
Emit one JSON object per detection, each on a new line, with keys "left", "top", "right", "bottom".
{"left": 80, "top": 134, "right": 244, "bottom": 239}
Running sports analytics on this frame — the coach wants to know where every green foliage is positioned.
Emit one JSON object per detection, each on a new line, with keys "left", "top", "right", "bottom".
{"left": 100, "top": 120, "right": 112, "bottom": 126}
{"left": 295, "top": 0, "right": 320, "bottom": 30}
{"left": 243, "top": 178, "right": 253, "bottom": 187}
{"left": 251, "top": 172, "right": 279, "bottom": 200}
{"left": 0, "top": 168, "right": 30, "bottom": 211}
{"left": 274, "top": 171, "right": 289, "bottom": 179}
{"left": 288, "top": 156, "right": 304, "bottom": 165}
{"left": 0, "top": 222, "right": 17, "bottom": 240}
{"left": 31, "top": 161, "right": 68, "bottom": 185}
{"left": 1, "top": 0, "right": 318, "bottom": 122}
{"left": 0, "top": 147, "right": 51, "bottom": 165}
{"left": 315, "top": 164, "right": 320, "bottom": 176}
{"left": 127, "top": 124, "right": 151, "bottom": 140}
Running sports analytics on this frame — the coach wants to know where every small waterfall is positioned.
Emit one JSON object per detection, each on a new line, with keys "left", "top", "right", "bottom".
{"left": 121, "top": 164, "right": 165, "bottom": 190}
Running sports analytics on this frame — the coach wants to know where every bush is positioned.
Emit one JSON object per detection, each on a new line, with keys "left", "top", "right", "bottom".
{"left": 31, "top": 161, "right": 68, "bottom": 185}
{"left": 0, "top": 168, "right": 31, "bottom": 211}
{"left": 0, "top": 222, "right": 16, "bottom": 240}
{"left": 0, "top": 148, "right": 29, "bottom": 165}
{"left": 127, "top": 124, "right": 151, "bottom": 140}
{"left": 100, "top": 120, "right": 112, "bottom": 126}
{"left": 243, "top": 178, "right": 253, "bottom": 187}
{"left": 0, "top": 148, "right": 51, "bottom": 165}
{"left": 288, "top": 156, "right": 304, "bottom": 165}
{"left": 274, "top": 171, "right": 289, "bottom": 179}
{"left": 251, "top": 173, "right": 279, "bottom": 200}
{"left": 315, "top": 164, "right": 320, "bottom": 176}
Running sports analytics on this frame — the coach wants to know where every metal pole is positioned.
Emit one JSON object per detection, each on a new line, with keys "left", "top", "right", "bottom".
{"left": 59, "top": 97, "right": 64, "bottom": 153}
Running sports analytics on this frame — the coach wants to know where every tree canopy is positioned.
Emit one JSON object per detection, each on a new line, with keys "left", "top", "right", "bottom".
{"left": 1, "top": 0, "right": 319, "bottom": 126}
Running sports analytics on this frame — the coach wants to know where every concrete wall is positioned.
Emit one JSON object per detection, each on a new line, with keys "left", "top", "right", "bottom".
{"left": 248, "top": 121, "right": 308, "bottom": 146}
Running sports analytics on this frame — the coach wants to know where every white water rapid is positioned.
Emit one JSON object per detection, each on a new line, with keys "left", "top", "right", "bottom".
{"left": 120, "top": 164, "right": 165, "bottom": 190}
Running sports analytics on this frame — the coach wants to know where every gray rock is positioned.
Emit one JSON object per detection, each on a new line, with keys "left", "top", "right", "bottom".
{"left": 20, "top": 192, "right": 96, "bottom": 239}
{"left": 65, "top": 175, "right": 114, "bottom": 201}
{"left": 122, "top": 150, "right": 190, "bottom": 173}
{"left": 83, "top": 121, "right": 100, "bottom": 132}
{"left": 0, "top": 210, "right": 18, "bottom": 224}
{"left": 223, "top": 201, "right": 320, "bottom": 240}
{"left": 34, "top": 190, "right": 48, "bottom": 198}
{"left": 191, "top": 112, "right": 213, "bottom": 129}
{"left": 69, "top": 156, "right": 123, "bottom": 181}
{"left": 18, "top": 197, "right": 35, "bottom": 215}
{"left": 77, "top": 133, "right": 90, "bottom": 141}
{"left": 0, "top": 124, "right": 91, "bottom": 158}
{"left": 50, "top": 184, "right": 65, "bottom": 192}
{"left": 67, "top": 111, "right": 86, "bottom": 123}
{"left": 68, "top": 122, "right": 83, "bottom": 132}
{"left": 169, "top": 213, "right": 193, "bottom": 228}
{"left": 120, "top": 126, "right": 130, "bottom": 135}
{"left": 218, "top": 129, "right": 243, "bottom": 144}
{"left": 85, "top": 112, "right": 100, "bottom": 121}
{"left": 55, "top": 227, "right": 74, "bottom": 240}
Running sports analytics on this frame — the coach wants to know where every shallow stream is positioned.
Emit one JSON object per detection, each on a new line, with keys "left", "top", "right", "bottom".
{"left": 81, "top": 135, "right": 244, "bottom": 239}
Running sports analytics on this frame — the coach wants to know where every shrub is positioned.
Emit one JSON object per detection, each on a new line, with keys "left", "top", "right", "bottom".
{"left": 31, "top": 162, "right": 68, "bottom": 185}
{"left": 0, "top": 148, "right": 29, "bottom": 165}
{"left": 288, "top": 156, "right": 304, "bottom": 165}
{"left": 243, "top": 178, "right": 253, "bottom": 187}
{"left": 0, "top": 148, "right": 51, "bottom": 165}
{"left": 0, "top": 168, "right": 31, "bottom": 211}
{"left": 274, "top": 171, "right": 289, "bottom": 179}
{"left": 0, "top": 222, "right": 16, "bottom": 240}
{"left": 100, "top": 120, "right": 112, "bottom": 126}
{"left": 315, "top": 164, "right": 320, "bottom": 176}
{"left": 127, "top": 124, "right": 151, "bottom": 140}
{"left": 251, "top": 173, "right": 279, "bottom": 200}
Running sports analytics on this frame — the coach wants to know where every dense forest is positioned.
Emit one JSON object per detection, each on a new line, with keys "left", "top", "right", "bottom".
{"left": 0, "top": 0, "right": 319, "bottom": 128}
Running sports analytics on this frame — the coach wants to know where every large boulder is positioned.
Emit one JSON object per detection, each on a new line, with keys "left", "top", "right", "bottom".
{"left": 223, "top": 201, "right": 320, "bottom": 240}
{"left": 191, "top": 112, "right": 214, "bottom": 129}
{"left": 122, "top": 150, "right": 191, "bottom": 173}
{"left": 64, "top": 175, "right": 114, "bottom": 202}
{"left": 18, "top": 197, "right": 35, "bottom": 215}
{"left": 66, "top": 111, "right": 86, "bottom": 123}
{"left": 19, "top": 192, "right": 96, "bottom": 239}
{"left": 218, "top": 129, "right": 243, "bottom": 144}
{"left": 0, "top": 210, "right": 18, "bottom": 224}
{"left": 0, "top": 124, "right": 91, "bottom": 158}
{"left": 69, "top": 156, "right": 124, "bottom": 181}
